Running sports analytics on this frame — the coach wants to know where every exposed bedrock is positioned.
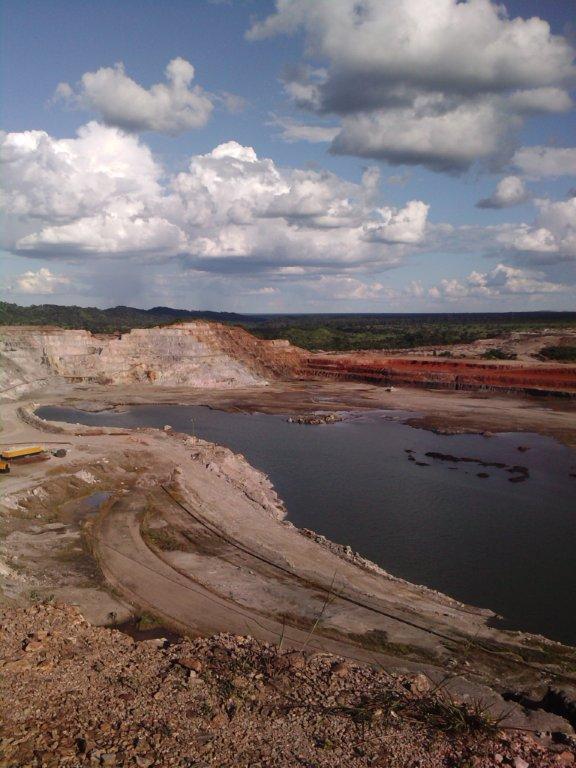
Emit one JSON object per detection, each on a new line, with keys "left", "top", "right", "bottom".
{"left": 0, "top": 322, "right": 304, "bottom": 396}
{"left": 3, "top": 321, "right": 576, "bottom": 400}
{"left": 303, "top": 354, "right": 576, "bottom": 397}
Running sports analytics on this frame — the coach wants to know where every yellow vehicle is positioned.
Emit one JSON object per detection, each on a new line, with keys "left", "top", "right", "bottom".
{"left": 1, "top": 445, "right": 44, "bottom": 460}
{"left": 0, "top": 460, "right": 10, "bottom": 474}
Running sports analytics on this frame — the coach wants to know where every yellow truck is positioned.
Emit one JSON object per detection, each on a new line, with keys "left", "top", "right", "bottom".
{"left": 0, "top": 460, "right": 10, "bottom": 474}
{"left": 1, "top": 445, "right": 44, "bottom": 460}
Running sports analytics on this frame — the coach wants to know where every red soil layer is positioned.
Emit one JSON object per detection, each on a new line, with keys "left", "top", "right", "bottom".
{"left": 206, "top": 323, "right": 307, "bottom": 378}
{"left": 301, "top": 354, "right": 576, "bottom": 397}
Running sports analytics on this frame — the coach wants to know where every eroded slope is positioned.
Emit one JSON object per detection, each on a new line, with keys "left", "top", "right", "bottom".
{"left": 0, "top": 322, "right": 303, "bottom": 396}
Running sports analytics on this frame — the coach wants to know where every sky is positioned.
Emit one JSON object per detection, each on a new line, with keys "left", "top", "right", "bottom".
{"left": 1, "top": 0, "right": 575, "bottom": 313}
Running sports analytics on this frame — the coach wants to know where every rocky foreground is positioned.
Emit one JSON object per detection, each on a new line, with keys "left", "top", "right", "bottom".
{"left": 1, "top": 604, "right": 574, "bottom": 768}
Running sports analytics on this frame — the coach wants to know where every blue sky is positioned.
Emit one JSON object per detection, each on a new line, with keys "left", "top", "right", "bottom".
{"left": 1, "top": 0, "right": 575, "bottom": 312}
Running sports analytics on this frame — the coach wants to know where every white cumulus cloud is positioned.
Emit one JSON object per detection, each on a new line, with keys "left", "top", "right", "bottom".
{"left": 311, "top": 275, "right": 386, "bottom": 301}
{"left": 512, "top": 147, "right": 576, "bottom": 178}
{"left": 497, "top": 196, "right": 576, "bottom": 260}
{"left": 248, "top": 0, "right": 576, "bottom": 172}
{"left": 477, "top": 175, "right": 529, "bottom": 209}
{"left": 332, "top": 97, "right": 514, "bottom": 172}
{"left": 0, "top": 121, "right": 162, "bottom": 221}
{"left": 508, "top": 87, "right": 573, "bottom": 114}
{"left": 17, "top": 212, "right": 185, "bottom": 257}
{"left": 268, "top": 114, "right": 339, "bottom": 144}
{"left": 364, "top": 200, "right": 429, "bottom": 244}
{"left": 55, "top": 58, "right": 216, "bottom": 135}
{"left": 428, "top": 263, "right": 566, "bottom": 300}
{"left": 248, "top": 0, "right": 574, "bottom": 94}
{"left": 8, "top": 268, "right": 71, "bottom": 295}
{"left": 0, "top": 124, "right": 430, "bottom": 274}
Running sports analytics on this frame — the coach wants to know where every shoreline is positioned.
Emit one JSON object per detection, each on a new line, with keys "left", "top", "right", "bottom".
{"left": 22, "top": 401, "right": 484, "bottom": 609}
{"left": 23, "top": 376, "right": 576, "bottom": 446}
{"left": 2, "top": 382, "right": 576, "bottom": 733}
{"left": 8, "top": 385, "right": 576, "bottom": 618}
{"left": 31, "top": 397, "right": 576, "bottom": 636}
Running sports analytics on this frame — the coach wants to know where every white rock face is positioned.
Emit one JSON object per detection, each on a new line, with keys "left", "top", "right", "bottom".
{"left": 0, "top": 322, "right": 302, "bottom": 396}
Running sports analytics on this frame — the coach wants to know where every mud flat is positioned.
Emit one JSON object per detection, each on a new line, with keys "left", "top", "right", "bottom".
{"left": 2, "top": 383, "right": 576, "bottom": 735}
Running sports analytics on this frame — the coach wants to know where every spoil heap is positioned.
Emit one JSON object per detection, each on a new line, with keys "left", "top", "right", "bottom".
{"left": 1, "top": 603, "right": 573, "bottom": 768}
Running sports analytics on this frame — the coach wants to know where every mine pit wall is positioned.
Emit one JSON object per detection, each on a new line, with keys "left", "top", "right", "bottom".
{"left": 4, "top": 321, "right": 574, "bottom": 398}
{"left": 302, "top": 356, "right": 576, "bottom": 397}
{"left": 0, "top": 323, "right": 305, "bottom": 393}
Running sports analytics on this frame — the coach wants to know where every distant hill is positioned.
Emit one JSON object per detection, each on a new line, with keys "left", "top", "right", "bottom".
{"left": 1, "top": 301, "right": 575, "bottom": 351}
{"left": 0, "top": 301, "right": 257, "bottom": 334}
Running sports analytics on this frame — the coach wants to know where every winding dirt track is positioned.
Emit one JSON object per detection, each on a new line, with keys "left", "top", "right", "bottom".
{"left": 94, "top": 491, "right": 422, "bottom": 668}
{"left": 92, "top": 489, "right": 576, "bottom": 732}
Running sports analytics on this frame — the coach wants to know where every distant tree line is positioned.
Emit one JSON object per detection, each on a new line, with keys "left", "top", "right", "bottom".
{"left": 0, "top": 302, "right": 249, "bottom": 334}
{"left": 1, "top": 301, "right": 575, "bottom": 353}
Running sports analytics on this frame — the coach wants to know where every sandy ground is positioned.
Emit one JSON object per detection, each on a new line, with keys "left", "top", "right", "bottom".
{"left": 2, "top": 380, "right": 576, "bottom": 734}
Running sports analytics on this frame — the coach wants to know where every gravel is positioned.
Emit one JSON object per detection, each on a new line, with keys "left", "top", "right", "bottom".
{"left": 1, "top": 603, "right": 573, "bottom": 767}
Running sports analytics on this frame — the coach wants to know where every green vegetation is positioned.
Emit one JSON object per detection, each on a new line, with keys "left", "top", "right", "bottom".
{"left": 347, "top": 629, "right": 439, "bottom": 663}
{"left": 325, "top": 682, "right": 503, "bottom": 735}
{"left": 481, "top": 348, "right": 517, "bottom": 360}
{"left": 2, "top": 301, "right": 575, "bottom": 352}
{"left": 28, "top": 589, "right": 55, "bottom": 604}
{"left": 539, "top": 345, "right": 576, "bottom": 362}
{"left": 0, "top": 301, "right": 247, "bottom": 333}
{"left": 136, "top": 612, "right": 161, "bottom": 631}
{"left": 250, "top": 312, "right": 576, "bottom": 351}
{"left": 142, "top": 524, "right": 184, "bottom": 551}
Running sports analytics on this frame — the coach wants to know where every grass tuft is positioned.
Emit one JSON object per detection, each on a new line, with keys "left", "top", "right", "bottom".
{"left": 142, "top": 525, "right": 184, "bottom": 551}
{"left": 307, "top": 683, "right": 505, "bottom": 736}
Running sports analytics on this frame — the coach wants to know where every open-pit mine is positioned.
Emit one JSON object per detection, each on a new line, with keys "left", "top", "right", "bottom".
{"left": 2, "top": 321, "right": 576, "bottom": 749}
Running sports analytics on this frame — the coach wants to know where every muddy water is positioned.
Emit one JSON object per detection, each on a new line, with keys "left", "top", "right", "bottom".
{"left": 39, "top": 404, "right": 576, "bottom": 645}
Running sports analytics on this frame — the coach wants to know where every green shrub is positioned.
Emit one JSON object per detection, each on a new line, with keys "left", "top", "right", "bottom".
{"left": 539, "top": 345, "right": 576, "bottom": 362}
{"left": 482, "top": 348, "right": 517, "bottom": 360}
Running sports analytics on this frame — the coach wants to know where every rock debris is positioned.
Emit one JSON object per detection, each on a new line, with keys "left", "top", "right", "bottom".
{"left": 1, "top": 603, "right": 573, "bottom": 768}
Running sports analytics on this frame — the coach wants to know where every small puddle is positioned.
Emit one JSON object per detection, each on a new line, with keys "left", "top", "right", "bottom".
{"left": 114, "top": 618, "right": 183, "bottom": 644}
{"left": 59, "top": 491, "right": 112, "bottom": 524}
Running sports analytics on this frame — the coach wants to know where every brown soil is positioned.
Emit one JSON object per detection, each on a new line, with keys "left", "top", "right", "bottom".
{"left": 1, "top": 602, "right": 574, "bottom": 768}
{"left": 2, "top": 391, "right": 576, "bottom": 731}
{"left": 303, "top": 354, "right": 576, "bottom": 397}
{"left": 2, "top": 324, "right": 576, "bottom": 764}
{"left": 2, "top": 376, "right": 576, "bottom": 757}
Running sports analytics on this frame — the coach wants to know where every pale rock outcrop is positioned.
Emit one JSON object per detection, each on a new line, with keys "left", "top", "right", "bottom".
{"left": 0, "top": 322, "right": 302, "bottom": 397}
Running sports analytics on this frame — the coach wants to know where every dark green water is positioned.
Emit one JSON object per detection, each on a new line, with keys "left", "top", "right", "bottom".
{"left": 39, "top": 404, "right": 576, "bottom": 645}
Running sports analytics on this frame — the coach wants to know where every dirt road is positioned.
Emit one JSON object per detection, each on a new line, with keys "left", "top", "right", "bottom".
{"left": 92, "top": 489, "right": 573, "bottom": 732}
